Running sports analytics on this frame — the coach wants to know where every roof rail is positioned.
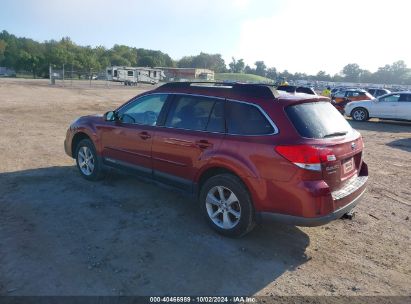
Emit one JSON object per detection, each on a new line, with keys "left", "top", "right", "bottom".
{"left": 157, "top": 82, "right": 280, "bottom": 99}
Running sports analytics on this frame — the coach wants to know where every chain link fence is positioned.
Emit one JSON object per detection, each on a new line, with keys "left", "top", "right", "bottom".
{"left": 48, "top": 65, "right": 157, "bottom": 88}
{"left": 49, "top": 65, "right": 117, "bottom": 88}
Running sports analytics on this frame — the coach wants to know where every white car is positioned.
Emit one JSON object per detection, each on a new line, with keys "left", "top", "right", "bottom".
{"left": 344, "top": 92, "right": 411, "bottom": 121}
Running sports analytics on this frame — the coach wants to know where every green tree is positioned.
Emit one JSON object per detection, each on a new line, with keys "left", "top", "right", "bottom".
{"left": 266, "top": 67, "right": 277, "bottom": 80}
{"left": 390, "top": 60, "right": 409, "bottom": 84}
{"left": 138, "top": 56, "right": 155, "bottom": 67}
{"left": 0, "top": 39, "right": 6, "bottom": 63}
{"left": 177, "top": 53, "right": 225, "bottom": 72}
{"left": 229, "top": 57, "right": 244, "bottom": 73}
{"left": 342, "top": 63, "right": 362, "bottom": 82}
{"left": 177, "top": 56, "right": 193, "bottom": 68}
{"left": 255, "top": 61, "right": 267, "bottom": 76}
{"left": 316, "top": 70, "right": 331, "bottom": 81}
{"left": 359, "top": 69, "right": 373, "bottom": 83}
{"left": 244, "top": 65, "right": 255, "bottom": 74}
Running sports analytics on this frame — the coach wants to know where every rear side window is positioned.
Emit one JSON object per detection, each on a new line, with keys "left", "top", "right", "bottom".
{"left": 165, "top": 95, "right": 224, "bottom": 132}
{"left": 286, "top": 102, "right": 352, "bottom": 139}
{"left": 399, "top": 94, "right": 411, "bottom": 102}
{"left": 226, "top": 102, "right": 274, "bottom": 135}
{"left": 380, "top": 94, "right": 400, "bottom": 102}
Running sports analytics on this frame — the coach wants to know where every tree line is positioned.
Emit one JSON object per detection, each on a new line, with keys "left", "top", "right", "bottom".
{"left": 1, "top": 30, "right": 410, "bottom": 84}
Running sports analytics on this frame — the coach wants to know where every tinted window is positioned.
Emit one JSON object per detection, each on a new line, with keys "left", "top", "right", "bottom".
{"left": 206, "top": 102, "right": 225, "bottom": 133}
{"left": 165, "top": 96, "right": 222, "bottom": 131}
{"left": 277, "top": 85, "right": 296, "bottom": 93}
{"left": 119, "top": 94, "right": 167, "bottom": 125}
{"left": 399, "top": 94, "right": 411, "bottom": 102}
{"left": 286, "top": 102, "right": 352, "bottom": 139}
{"left": 380, "top": 94, "right": 400, "bottom": 102}
{"left": 296, "top": 87, "right": 315, "bottom": 95}
{"left": 127, "top": 71, "right": 133, "bottom": 76}
{"left": 226, "top": 102, "right": 274, "bottom": 135}
{"left": 347, "top": 91, "right": 360, "bottom": 97}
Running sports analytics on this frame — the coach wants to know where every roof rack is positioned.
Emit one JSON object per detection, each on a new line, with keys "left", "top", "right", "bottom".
{"left": 157, "top": 82, "right": 280, "bottom": 99}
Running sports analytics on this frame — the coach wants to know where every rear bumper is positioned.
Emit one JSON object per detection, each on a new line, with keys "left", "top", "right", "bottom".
{"left": 257, "top": 187, "right": 366, "bottom": 227}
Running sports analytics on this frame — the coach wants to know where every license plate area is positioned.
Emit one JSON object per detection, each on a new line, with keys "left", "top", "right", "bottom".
{"left": 342, "top": 157, "right": 354, "bottom": 174}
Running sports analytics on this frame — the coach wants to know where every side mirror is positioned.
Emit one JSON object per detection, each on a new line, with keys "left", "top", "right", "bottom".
{"left": 104, "top": 111, "right": 117, "bottom": 121}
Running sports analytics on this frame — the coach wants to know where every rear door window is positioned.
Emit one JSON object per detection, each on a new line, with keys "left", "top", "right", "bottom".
{"left": 226, "top": 102, "right": 274, "bottom": 135}
{"left": 165, "top": 95, "right": 224, "bottom": 132}
{"left": 380, "top": 94, "right": 400, "bottom": 102}
{"left": 286, "top": 102, "right": 352, "bottom": 138}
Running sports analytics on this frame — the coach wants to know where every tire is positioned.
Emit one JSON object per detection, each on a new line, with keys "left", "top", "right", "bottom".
{"left": 199, "top": 174, "right": 255, "bottom": 237}
{"left": 351, "top": 107, "right": 369, "bottom": 121}
{"left": 75, "top": 138, "right": 105, "bottom": 181}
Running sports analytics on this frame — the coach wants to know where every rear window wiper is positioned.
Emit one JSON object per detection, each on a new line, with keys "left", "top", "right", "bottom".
{"left": 322, "top": 131, "right": 348, "bottom": 138}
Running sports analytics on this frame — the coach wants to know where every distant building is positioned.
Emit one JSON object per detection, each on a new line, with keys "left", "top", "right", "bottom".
{"left": 158, "top": 68, "right": 215, "bottom": 81}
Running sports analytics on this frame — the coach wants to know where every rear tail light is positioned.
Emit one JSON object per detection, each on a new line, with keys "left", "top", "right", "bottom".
{"left": 275, "top": 145, "right": 336, "bottom": 171}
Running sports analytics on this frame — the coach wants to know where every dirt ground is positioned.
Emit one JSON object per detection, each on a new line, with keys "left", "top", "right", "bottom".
{"left": 0, "top": 78, "right": 410, "bottom": 296}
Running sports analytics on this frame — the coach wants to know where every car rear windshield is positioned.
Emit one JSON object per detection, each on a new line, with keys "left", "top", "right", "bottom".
{"left": 286, "top": 102, "right": 353, "bottom": 139}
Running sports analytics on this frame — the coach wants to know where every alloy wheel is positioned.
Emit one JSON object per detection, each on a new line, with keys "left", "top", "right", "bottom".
{"left": 205, "top": 186, "right": 241, "bottom": 229}
{"left": 353, "top": 109, "right": 366, "bottom": 121}
{"left": 77, "top": 146, "right": 95, "bottom": 176}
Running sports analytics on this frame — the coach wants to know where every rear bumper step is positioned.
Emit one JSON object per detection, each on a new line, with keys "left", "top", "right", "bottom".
{"left": 332, "top": 175, "right": 368, "bottom": 200}
{"left": 257, "top": 188, "right": 366, "bottom": 227}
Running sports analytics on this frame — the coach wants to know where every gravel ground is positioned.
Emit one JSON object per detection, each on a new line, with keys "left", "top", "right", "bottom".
{"left": 0, "top": 78, "right": 410, "bottom": 296}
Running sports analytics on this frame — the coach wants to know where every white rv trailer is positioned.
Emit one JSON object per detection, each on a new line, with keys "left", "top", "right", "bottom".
{"left": 106, "top": 66, "right": 164, "bottom": 85}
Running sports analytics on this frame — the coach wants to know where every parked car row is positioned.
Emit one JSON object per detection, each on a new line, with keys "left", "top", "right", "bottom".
{"left": 331, "top": 89, "right": 374, "bottom": 113}
{"left": 329, "top": 86, "right": 411, "bottom": 121}
{"left": 344, "top": 92, "right": 411, "bottom": 121}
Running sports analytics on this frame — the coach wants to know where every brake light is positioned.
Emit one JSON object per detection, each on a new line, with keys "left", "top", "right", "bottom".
{"left": 275, "top": 145, "right": 336, "bottom": 171}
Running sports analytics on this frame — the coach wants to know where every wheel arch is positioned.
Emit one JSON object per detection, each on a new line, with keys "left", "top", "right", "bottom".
{"left": 195, "top": 165, "right": 254, "bottom": 199}
{"left": 71, "top": 132, "right": 93, "bottom": 157}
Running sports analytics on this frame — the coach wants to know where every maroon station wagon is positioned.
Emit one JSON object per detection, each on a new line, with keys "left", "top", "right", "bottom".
{"left": 64, "top": 82, "right": 368, "bottom": 237}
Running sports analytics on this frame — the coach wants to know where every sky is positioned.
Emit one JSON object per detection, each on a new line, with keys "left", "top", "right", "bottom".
{"left": 1, "top": 0, "right": 411, "bottom": 75}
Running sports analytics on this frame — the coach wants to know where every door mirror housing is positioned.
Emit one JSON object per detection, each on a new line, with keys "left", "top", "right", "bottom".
{"left": 104, "top": 111, "right": 118, "bottom": 121}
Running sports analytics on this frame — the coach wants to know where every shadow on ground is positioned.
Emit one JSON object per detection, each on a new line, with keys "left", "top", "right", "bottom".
{"left": 387, "top": 138, "right": 411, "bottom": 152}
{"left": 0, "top": 166, "right": 310, "bottom": 295}
{"left": 349, "top": 119, "right": 411, "bottom": 133}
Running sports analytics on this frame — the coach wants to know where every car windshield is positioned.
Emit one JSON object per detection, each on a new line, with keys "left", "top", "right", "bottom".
{"left": 286, "top": 101, "right": 353, "bottom": 138}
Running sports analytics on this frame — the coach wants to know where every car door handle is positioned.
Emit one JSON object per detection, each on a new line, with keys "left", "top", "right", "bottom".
{"left": 195, "top": 140, "right": 213, "bottom": 149}
{"left": 139, "top": 131, "right": 151, "bottom": 140}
